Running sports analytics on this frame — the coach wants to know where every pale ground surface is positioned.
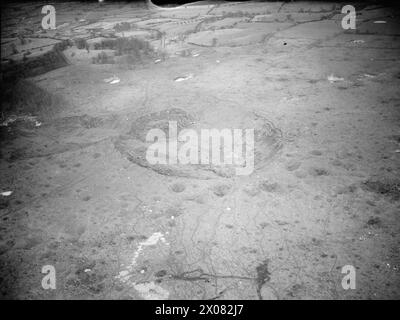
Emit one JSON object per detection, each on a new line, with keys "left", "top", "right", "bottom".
{"left": 0, "top": 1, "right": 400, "bottom": 299}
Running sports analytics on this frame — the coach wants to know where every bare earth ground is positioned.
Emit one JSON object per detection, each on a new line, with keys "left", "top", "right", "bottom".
{"left": 0, "top": 1, "right": 399, "bottom": 299}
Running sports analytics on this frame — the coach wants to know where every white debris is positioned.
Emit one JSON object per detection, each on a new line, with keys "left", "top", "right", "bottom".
{"left": 192, "top": 53, "right": 200, "bottom": 57}
{"left": 216, "top": 60, "right": 220, "bottom": 63}
{"left": 174, "top": 74, "right": 193, "bottom": 82}
{"left": 357, "top": 73, "right": 376, "bottom": 81}
{"left": 84, "top": 269, "right": 91, "bottom": 273}
{"left": 327, "top": 74, "right": 344, "bottom": 83}
{"left": 154, "top": 59, "right": 161, "bottom": 63}
{"left": 116, "top": 270, "right": 131, "bottom": 282}
{"left": 352, "top": 39, "right": 365, "bottom": 44}
{"left": 109, "top": 78, "right": 120, "bottom": 84}
{"left": 373, "top": 21, "right": 386, "bottom": 24}
{"left": 104, "top": 75, "right": 120, "bottom": 84}
{"left": 141, "top": 232, "right": 167, "bottom": 246}
{"left": 133, "top": 282, "right": 169, "bottom": 300}
{"left": 116, "top": 232, "right": 169, "bottom": 283}
{"left": 1, "top": 191, "right": 13, "bottom": 196}
{"left": 357, "top": 73, "right": 379, "bottom": 81}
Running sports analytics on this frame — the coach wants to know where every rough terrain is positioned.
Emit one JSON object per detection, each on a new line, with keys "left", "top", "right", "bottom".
{"left": 0, "top": 1, "right": 399, "bottom": 299}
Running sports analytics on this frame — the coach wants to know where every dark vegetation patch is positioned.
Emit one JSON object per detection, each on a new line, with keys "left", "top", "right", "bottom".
{"left": 362, "top": 179, "right": 400, "bottom": 201}
{"left": 154, "top": 270, "right": 167, "bottom": 278}
{"left": 115, "top": 37, "right": 154, "bottom": 57}
{"left": 259, "top": 181, "right": 280, "bottom": 193}
{"left": 213, "top": 184, "right": 231, "bottom": 197}
{"left": 113, "top": 22, "right": 133, "bottom": 32}
{"left": 93, "top": 37, "right": 160, "bottom": 67}
{"left": 93, "top": 38, "right": 118, "bottom": 50}
{"left": 170, "top": 183, "right": 186, "bottom": 193}
{"left": 308, "top": 167, "right": 329, "bottom": 176}
{"left": 92, "top": 51, "right": 115, "bottom": 64}
{"left": 94, "top": 37, "right": 154, "bottom": 56}
{"left": 74, "top": 37, "right": 88, "bottom": 50}
{"left": 2, "top": 41, "right": 70, "bottom": 81}
{"left": 255, "top": 259, "right": 271, "bottom": 300}
{"left": 388, "top": 135, "right": 400, "bottom": 144}
{"left": 366, "top": 216, "right": 382, "bottom": 227}
{"left": 0, "top": 79, "right": 67, "bottom": 121}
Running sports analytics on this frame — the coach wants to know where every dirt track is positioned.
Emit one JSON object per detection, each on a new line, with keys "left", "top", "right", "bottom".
{"left": 0, "top": 1, "right": 399, "bottom": 299}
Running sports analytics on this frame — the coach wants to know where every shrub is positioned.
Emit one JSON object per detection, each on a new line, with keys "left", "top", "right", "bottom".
{"left": 94, "top": 38, "right": 117, "bottom": 50}
{"left": 74, "top": 38, "right": 88, "bottom": 49}
{"left": 92, "top": 51, "right": 114, "bottom": 64}
{"left": 93, "top": 37, "right": 155, "bottom": 64}
{"left": 114, "top": 22, "right": 132, "bottom": 32}
{"left": 115, "top": 37, "right": 153, "bottom": 56}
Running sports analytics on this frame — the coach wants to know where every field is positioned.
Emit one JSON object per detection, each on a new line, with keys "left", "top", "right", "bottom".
{"left": 0, "top": 1, "right": 399, "bottom": 299}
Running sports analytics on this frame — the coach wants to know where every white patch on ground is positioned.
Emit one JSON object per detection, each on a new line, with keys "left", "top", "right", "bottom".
{"left": 116, "top": 232, "right": 169, "bottom": 283}
{"left": 174, "top": 74, "right": 193, "bottom": 82}
{"left": 133, "top": 281, "right": 170, "bottom": 300}
{"left": 327, "top": 74, "right": 344, "bottom": 83}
